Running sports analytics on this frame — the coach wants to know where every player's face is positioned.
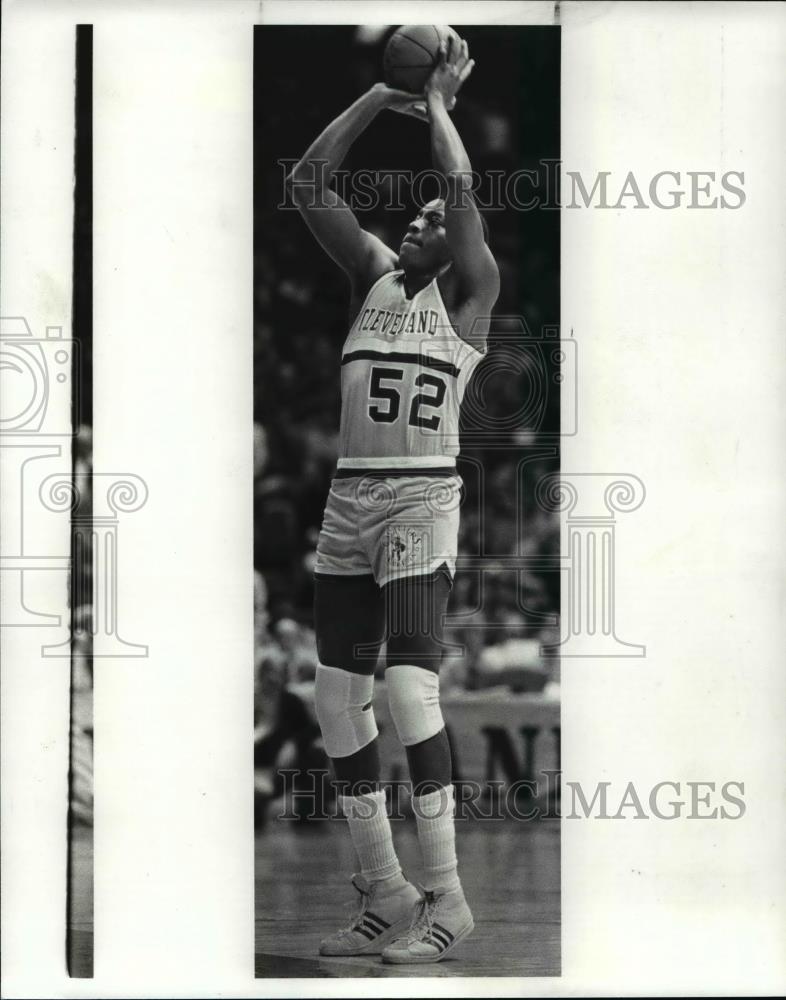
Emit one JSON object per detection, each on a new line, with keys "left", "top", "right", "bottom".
{"left": 399, "top": 200, "right": 452, "bottom": 272}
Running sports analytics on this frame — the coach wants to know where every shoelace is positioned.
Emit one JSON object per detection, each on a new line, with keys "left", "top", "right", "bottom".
{"left": 407, "top": 888, "right": 439, "bottom": 943}
{"left": 335, "top": 877, "right": 372, "bottom": 938}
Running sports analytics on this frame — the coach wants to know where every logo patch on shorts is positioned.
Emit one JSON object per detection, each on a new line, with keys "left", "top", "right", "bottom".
{"left": 386, "top": 526, "right": 426, "bottom": 568}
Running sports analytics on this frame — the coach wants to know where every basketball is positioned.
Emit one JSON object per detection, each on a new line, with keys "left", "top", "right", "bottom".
{"left": 383, "top": 24, "right": 460, "bottom": 94}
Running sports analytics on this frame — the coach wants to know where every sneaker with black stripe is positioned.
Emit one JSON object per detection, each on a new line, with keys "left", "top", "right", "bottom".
{"left": 318, "top": 873, "right": 421, "bottom": 956}
{"left": 381, "top": 883, "right": 474, "bottom": 964}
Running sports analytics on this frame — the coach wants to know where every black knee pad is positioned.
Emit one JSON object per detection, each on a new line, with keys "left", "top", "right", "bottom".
{"left": 314, "top": 573, "right": 385, "bottom": 671}
{"left": 383, "top": 567, "right": 452, "bottom": 672}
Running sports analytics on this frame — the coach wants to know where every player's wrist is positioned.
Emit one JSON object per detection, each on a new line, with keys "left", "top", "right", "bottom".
{"left": 367, "top": 83, "right": 397, "bottom": 109}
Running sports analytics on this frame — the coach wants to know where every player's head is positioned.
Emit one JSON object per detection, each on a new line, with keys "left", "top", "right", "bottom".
{"left": 398, "top": 199, "right": 450, "bottom": 273}
{"left": 398, "top": 199, "right": 489, "bottom": 274}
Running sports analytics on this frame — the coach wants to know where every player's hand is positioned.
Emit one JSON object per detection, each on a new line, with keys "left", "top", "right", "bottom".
{"left": 369, "top": 83, "right": 454, "bottom": 121}
{"left": 424, "top": 36, "right": 474, "bottom": 107}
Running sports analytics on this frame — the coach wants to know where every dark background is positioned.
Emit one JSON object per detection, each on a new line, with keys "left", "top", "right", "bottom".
{"left": 253, "top": 25, "right": 560, "bottom": 688}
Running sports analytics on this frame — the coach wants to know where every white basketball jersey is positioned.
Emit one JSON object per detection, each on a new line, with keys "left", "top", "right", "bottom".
{"left": 338, "top": 269, "right": 484, "bottom": 471}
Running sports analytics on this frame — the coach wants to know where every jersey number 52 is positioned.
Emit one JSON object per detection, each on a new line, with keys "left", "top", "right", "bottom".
{"left": 368, "top": 366, "right": 447, "bottom": 431}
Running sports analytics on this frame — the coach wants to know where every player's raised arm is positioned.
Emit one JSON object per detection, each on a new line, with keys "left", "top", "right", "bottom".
{"left": 286, "top": 85, "right": 421, "bottom": 296}
{"left": 425, "top": 40, "right": 500, "bottom": 308}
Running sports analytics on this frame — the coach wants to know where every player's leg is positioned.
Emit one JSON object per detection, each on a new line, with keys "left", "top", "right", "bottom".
{"left": 313, "top": 572, "right": 420, "bottom": 955}
{"left": 313, "top": 480, "right": 386, "bottom": 800}
{"left": 369, "top": 471, "right": 473, "bottom": 963}
{"left": 382, "top": 567, "right": 463, "bottom": 871}
{"left": 380, "top": 566, "right": 474, "bottom": 963}
{"left": 314, "top": 572, "right": 384, "bottom": 794}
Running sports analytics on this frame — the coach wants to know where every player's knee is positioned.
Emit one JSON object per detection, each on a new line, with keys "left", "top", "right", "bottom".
{"left": 385, "top": 664, "right": 445, "bottom": 748}
{"left": 314, "top": 664, "right": 378, "bottom": 759}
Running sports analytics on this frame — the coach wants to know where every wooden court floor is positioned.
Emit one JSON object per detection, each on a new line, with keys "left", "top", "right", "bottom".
{"left": 67, "top": 825, "right": 94, "bottom": 978}
{"left": 256, "top": 815, "right": 560, "bottom": 979}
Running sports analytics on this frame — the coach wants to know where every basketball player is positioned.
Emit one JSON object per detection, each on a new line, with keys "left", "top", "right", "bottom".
{"left": 286, "top": 36, "right": 498, "bottom": 964}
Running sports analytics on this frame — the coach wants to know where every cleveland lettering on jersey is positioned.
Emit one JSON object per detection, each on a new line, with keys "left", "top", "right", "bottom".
{"left": 338, "top": 270, "right": 483, "bottom": 466}
{"left": 357, "top": 305, "right": 441, "bottom": 337}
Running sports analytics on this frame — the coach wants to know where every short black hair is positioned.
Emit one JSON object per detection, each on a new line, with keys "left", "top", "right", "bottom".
{"left": 426, "top": 195, "right": 490, "bottom": 244}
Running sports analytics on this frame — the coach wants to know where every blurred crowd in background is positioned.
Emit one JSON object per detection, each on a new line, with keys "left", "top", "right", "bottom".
{"left": 70, "top": 423, "right": 95, "bottom": 826}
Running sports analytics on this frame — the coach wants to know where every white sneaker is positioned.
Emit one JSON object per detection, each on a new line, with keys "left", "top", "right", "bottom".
{"left": 319, "top": 873, "right": 421, "bottom": 956}
{"left": 381, "top": 884, "right": 474, "bottom": 964}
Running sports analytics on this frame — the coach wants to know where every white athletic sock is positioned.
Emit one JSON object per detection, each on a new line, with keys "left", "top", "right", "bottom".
{"left": 339, "top": 789, "right": 402, "bottom": 883}
{"left": 413, "top": 784, "right": 460, "bottom": 891}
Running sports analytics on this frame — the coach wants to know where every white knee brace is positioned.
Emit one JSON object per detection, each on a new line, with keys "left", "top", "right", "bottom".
{"left": 314, "top": 664, "right": 378, "bottom": 759}
{"left": 386, "top": 664, "right": 444, "bottom": 747}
